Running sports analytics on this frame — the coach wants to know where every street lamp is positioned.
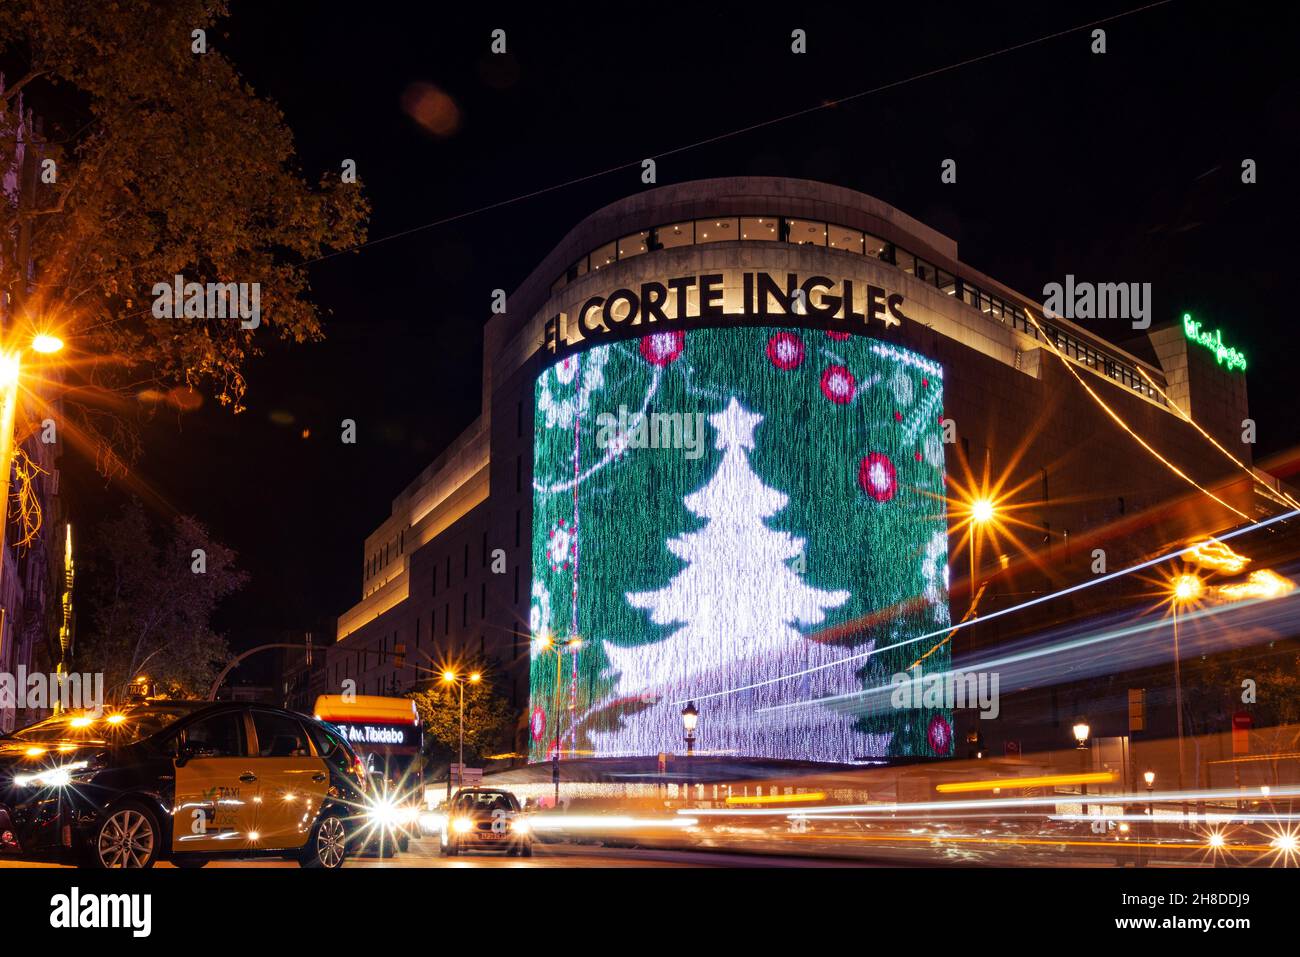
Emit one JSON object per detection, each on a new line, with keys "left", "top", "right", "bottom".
{"left": 535, "top": 632, "right": 582, "bottom": 807}
{"left": 440, "top": 669, "right": 481, "bottom": 792}
{"left": 1170, "top": 574, "right": 1202, "bottom": 824}
{"left": 968, "top": 497, "right": 996, "bottom": 617}
{"left": 0, "top": 334, "right": 66, "bottom": 651}
{"left": 1073, "top": 721, "right": 1091, "bottom": 818}
{"left": 681, "top": 702, "right": 699, "bottom": 806}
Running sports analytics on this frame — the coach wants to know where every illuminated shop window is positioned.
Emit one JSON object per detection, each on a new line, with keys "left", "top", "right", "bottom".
{"left": 695, "top": 217, "right": 739, "bottom": 243}
{"left": 827, "top": 226, "right": 864, "bottom": 254}
{"left": 895, "top": 248, "right": 915, "bottom": 276}
{"left": 590, "top": 241, "right": 616, "bottom": 272}
{"left": 741, "top": 217, "right": 778, "bottom": 240}
{"left": 786, "top": 218, "right": 827, "bottom": 246}
{"left": 658, "top": 221, "right": 694, "bottom": 249}
{"left": 618, "top": 230, "right": 650, "bottom": 260}
{"left": 936, "top": 269, "right": 957, "bottom": 297}
{"left": 865, "top": 234, "right": 891, "bottom": 261}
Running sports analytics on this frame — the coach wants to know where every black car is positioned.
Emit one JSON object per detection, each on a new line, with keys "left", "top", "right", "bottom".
{"left": 0, "top": 699, "right": 376, "bottom": 868}
{"left": 440, "top": 787, "right": 533, "bottom": 856}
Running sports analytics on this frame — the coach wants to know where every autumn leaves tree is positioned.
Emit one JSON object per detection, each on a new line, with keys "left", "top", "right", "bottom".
{"left": 0, "top": 0, "right": 369, "bottom": 474}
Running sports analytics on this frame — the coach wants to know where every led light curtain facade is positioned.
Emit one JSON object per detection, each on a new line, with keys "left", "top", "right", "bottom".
{"left": 529, "top": 326, "right": 951, "bottom": 764}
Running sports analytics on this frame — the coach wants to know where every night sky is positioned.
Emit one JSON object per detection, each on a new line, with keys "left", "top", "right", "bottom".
{"left": 62, "top": 2, "right": 1300, "bottom": 671}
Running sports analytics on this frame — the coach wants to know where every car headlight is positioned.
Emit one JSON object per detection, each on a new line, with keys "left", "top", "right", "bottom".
{"left": 14, "top": 760, "right": 92, "bottom": 788}
{"left": 511, "top": 818, "right": 530, "bottom": 835}
{"left": 452, "top": 817, "right": 474, "bottom": 834}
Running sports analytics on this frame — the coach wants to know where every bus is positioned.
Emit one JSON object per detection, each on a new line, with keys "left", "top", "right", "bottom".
{"left": 312, "top": 694, "right": 423, "bottom": 789}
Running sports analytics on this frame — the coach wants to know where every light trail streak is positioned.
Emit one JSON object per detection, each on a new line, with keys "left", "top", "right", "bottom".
{"left": 529, "top": 815, "right": 699, "bottom": 831}
{"left": 672, "top": 507, "right": 1300, "bottom": 707}
{"left": 1026, "top": 309, "right": 1249, "bottom": 521}
{"left": 936, "top": 772, "right": 1115, "bottom": 793}
{"left": 759, "top": 579, "right": 1300, "bottom": 717}
{"left": 678, "top": 784, "right": 1300, "bottom": 817}
{"left": 725, "top": 791, "right": 826, "bottom": 806}
{"left": 1137, "top": 365, "right": 1300, "bottom": 511}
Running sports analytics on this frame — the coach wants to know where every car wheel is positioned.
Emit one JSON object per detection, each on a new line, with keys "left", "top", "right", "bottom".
{"left": 93, "top": 801, "right": 161, "bottom": 869}
{"left": 521, "top": 842, "right": 533, "bottom": 858}
{"left": 171, "top": 855, "right": 209, "bottom": 869}
{"left": 447, "top": 839, "right": 459, "bottom": 856}
{"left": 300, "top": 812, "right": 349, "bottom": 869}
{"left": 398, "top": 835, "right": 410, "bottom": 854}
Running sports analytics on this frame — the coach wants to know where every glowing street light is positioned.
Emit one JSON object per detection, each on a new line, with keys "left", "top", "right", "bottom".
{"left": 971, "top": 498, "right": 996, "bottom": 525}
{"left": 441, "top": 669, "right": 484, "bottom": 791}
{"left": 1073, "top": 720, "right": 1091, "bottom": 817}
{"left": 534, "top": 633, "right": 583, "bottom": 806}
{"left": 31, "top": 334, "right": 64, "bottom": 355}
{"left": 1173, "top": 574, "right": 1203, "bottom": 602}
{"left": 1169, "top": 574, "right": 1202, "bottom": 819}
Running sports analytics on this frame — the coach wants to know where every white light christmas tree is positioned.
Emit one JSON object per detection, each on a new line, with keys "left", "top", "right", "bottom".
{"left": 599, "top": 397, "right": 891, "bottom": 760}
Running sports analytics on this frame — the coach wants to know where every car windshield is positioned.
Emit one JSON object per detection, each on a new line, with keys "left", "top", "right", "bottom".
{"left": 5, "top": 708, "right": 188, "bottom": 744}
{"left": 457, "top": 791, "right": 518, "bottom": 813}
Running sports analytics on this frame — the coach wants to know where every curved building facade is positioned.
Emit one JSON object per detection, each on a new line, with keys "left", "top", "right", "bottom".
{"left": 328, "top": 178, "right": 1254, "bottom": 768}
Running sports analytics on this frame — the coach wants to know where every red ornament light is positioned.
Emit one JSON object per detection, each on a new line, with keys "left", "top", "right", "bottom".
{"left": 640, "top": 330, "right": 684, "bottom": 366}
{"left": 819, "top": 365, "right": 856, "bottom": 404}
{"left": 858, "top": 452, "right": 897, "bottom": 502}
{"left": 766, "top": 331, "right": 805, "bottom": 370}
{"left": 928, "top": 715, "right": 952, "bottom": 754}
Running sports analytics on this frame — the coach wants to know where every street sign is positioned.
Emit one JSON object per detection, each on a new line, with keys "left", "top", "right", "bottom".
{"left": 1232, "top": 712, "right": 1252, "bottom": 755}
{"left": 450, "top": 764, "right": 483, "bottom": 787}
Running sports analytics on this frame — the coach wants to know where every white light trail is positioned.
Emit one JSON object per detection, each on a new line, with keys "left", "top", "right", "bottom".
{"left": 672, "top": 507, "right": 1300, "bottom": 706}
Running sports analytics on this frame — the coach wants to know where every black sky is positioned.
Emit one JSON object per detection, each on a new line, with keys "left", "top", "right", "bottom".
{"left": 62, "top": 1, "right": 1300, "bottom": 665}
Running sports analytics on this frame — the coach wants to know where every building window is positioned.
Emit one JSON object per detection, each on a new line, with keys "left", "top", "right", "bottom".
{"left": 481, "top": 531, "right": 488, "bottom": 568}
{"left": 461, "top": 592, "right": 468, "bottom": 628}
{"left": 657, "top": 221, "right": 693, "bottom": 249}
{"left": 589, "top": 240, "right": 616, "bottom": 272}
{"left": 445, "top": 555, "right": 451, "bottom": 588}
{"left": 786, "top": 218, "right": 827, "bottom": 246}
{"left": 740, "top": 217, "right": 778, "bottom": 241}
{"left": 514, "top": 566, "right": 520, "bottom": 604}
{"left": 695, "top": 217, "right": 738, "bottom": 243}
{"left": 444, "top": 603, "right": 450, "bottom": 636}
{"left": 463, "top": 543, "right": 469, "bottom": 577}
{"left": 865, "top": 235, "right": 891, "bottom": 260}
{"left": 617, "top": 230, "right": 650, "bottom": 260}
{"left": 827, "top": 225, "right": 863, "bottom": 255}
{"left": 515, "top": 509, "right": 521, "bottom": 548}
{"left": 516, "top": 455, "right": 522, "bottom": 494}
{"left": 480, "top": 581, "right": 486, "bottom": 618}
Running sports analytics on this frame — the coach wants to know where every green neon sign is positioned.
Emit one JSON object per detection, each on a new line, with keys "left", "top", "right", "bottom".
{"left": 1183, "top": 313, "right": 1246, "bottom": 372}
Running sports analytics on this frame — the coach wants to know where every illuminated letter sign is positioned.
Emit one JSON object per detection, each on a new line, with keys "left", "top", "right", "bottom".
{"left": 1183, "top": 313, "right": 1245, "bottom": 372}
{"left": 544, "top": 272, "right": 909, "bottom": 353}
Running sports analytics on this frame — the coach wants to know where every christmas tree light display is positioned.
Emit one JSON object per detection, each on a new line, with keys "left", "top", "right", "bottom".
{"left": 530, "top": 326, "right": 951, "bottom": 764}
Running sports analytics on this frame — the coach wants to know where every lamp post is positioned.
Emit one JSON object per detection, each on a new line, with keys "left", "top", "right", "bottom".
{"left": 681, "top": 701, "right": 698, "bottom": 804}
{"left": 968, "top": 497, "right": 995, "bottom": 618}
{"left": 0, "top": 335, "right": 64, "bottom": 662}
{"left": 1073, "top": 721, "right": 1091, "bottom": 819}
{"left": 535, "top": 632, "right": 582, "bottom": 808}
{"left": 1171, "top": 574, "right": 1201, "bottom": 825}
{"left": 440, "top": 669, "right": 481, "bottom": 793}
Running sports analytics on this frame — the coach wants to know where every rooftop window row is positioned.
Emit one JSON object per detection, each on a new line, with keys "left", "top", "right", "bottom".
{"left": 550, "top": 215, "right": 1165, "bottom": 404}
